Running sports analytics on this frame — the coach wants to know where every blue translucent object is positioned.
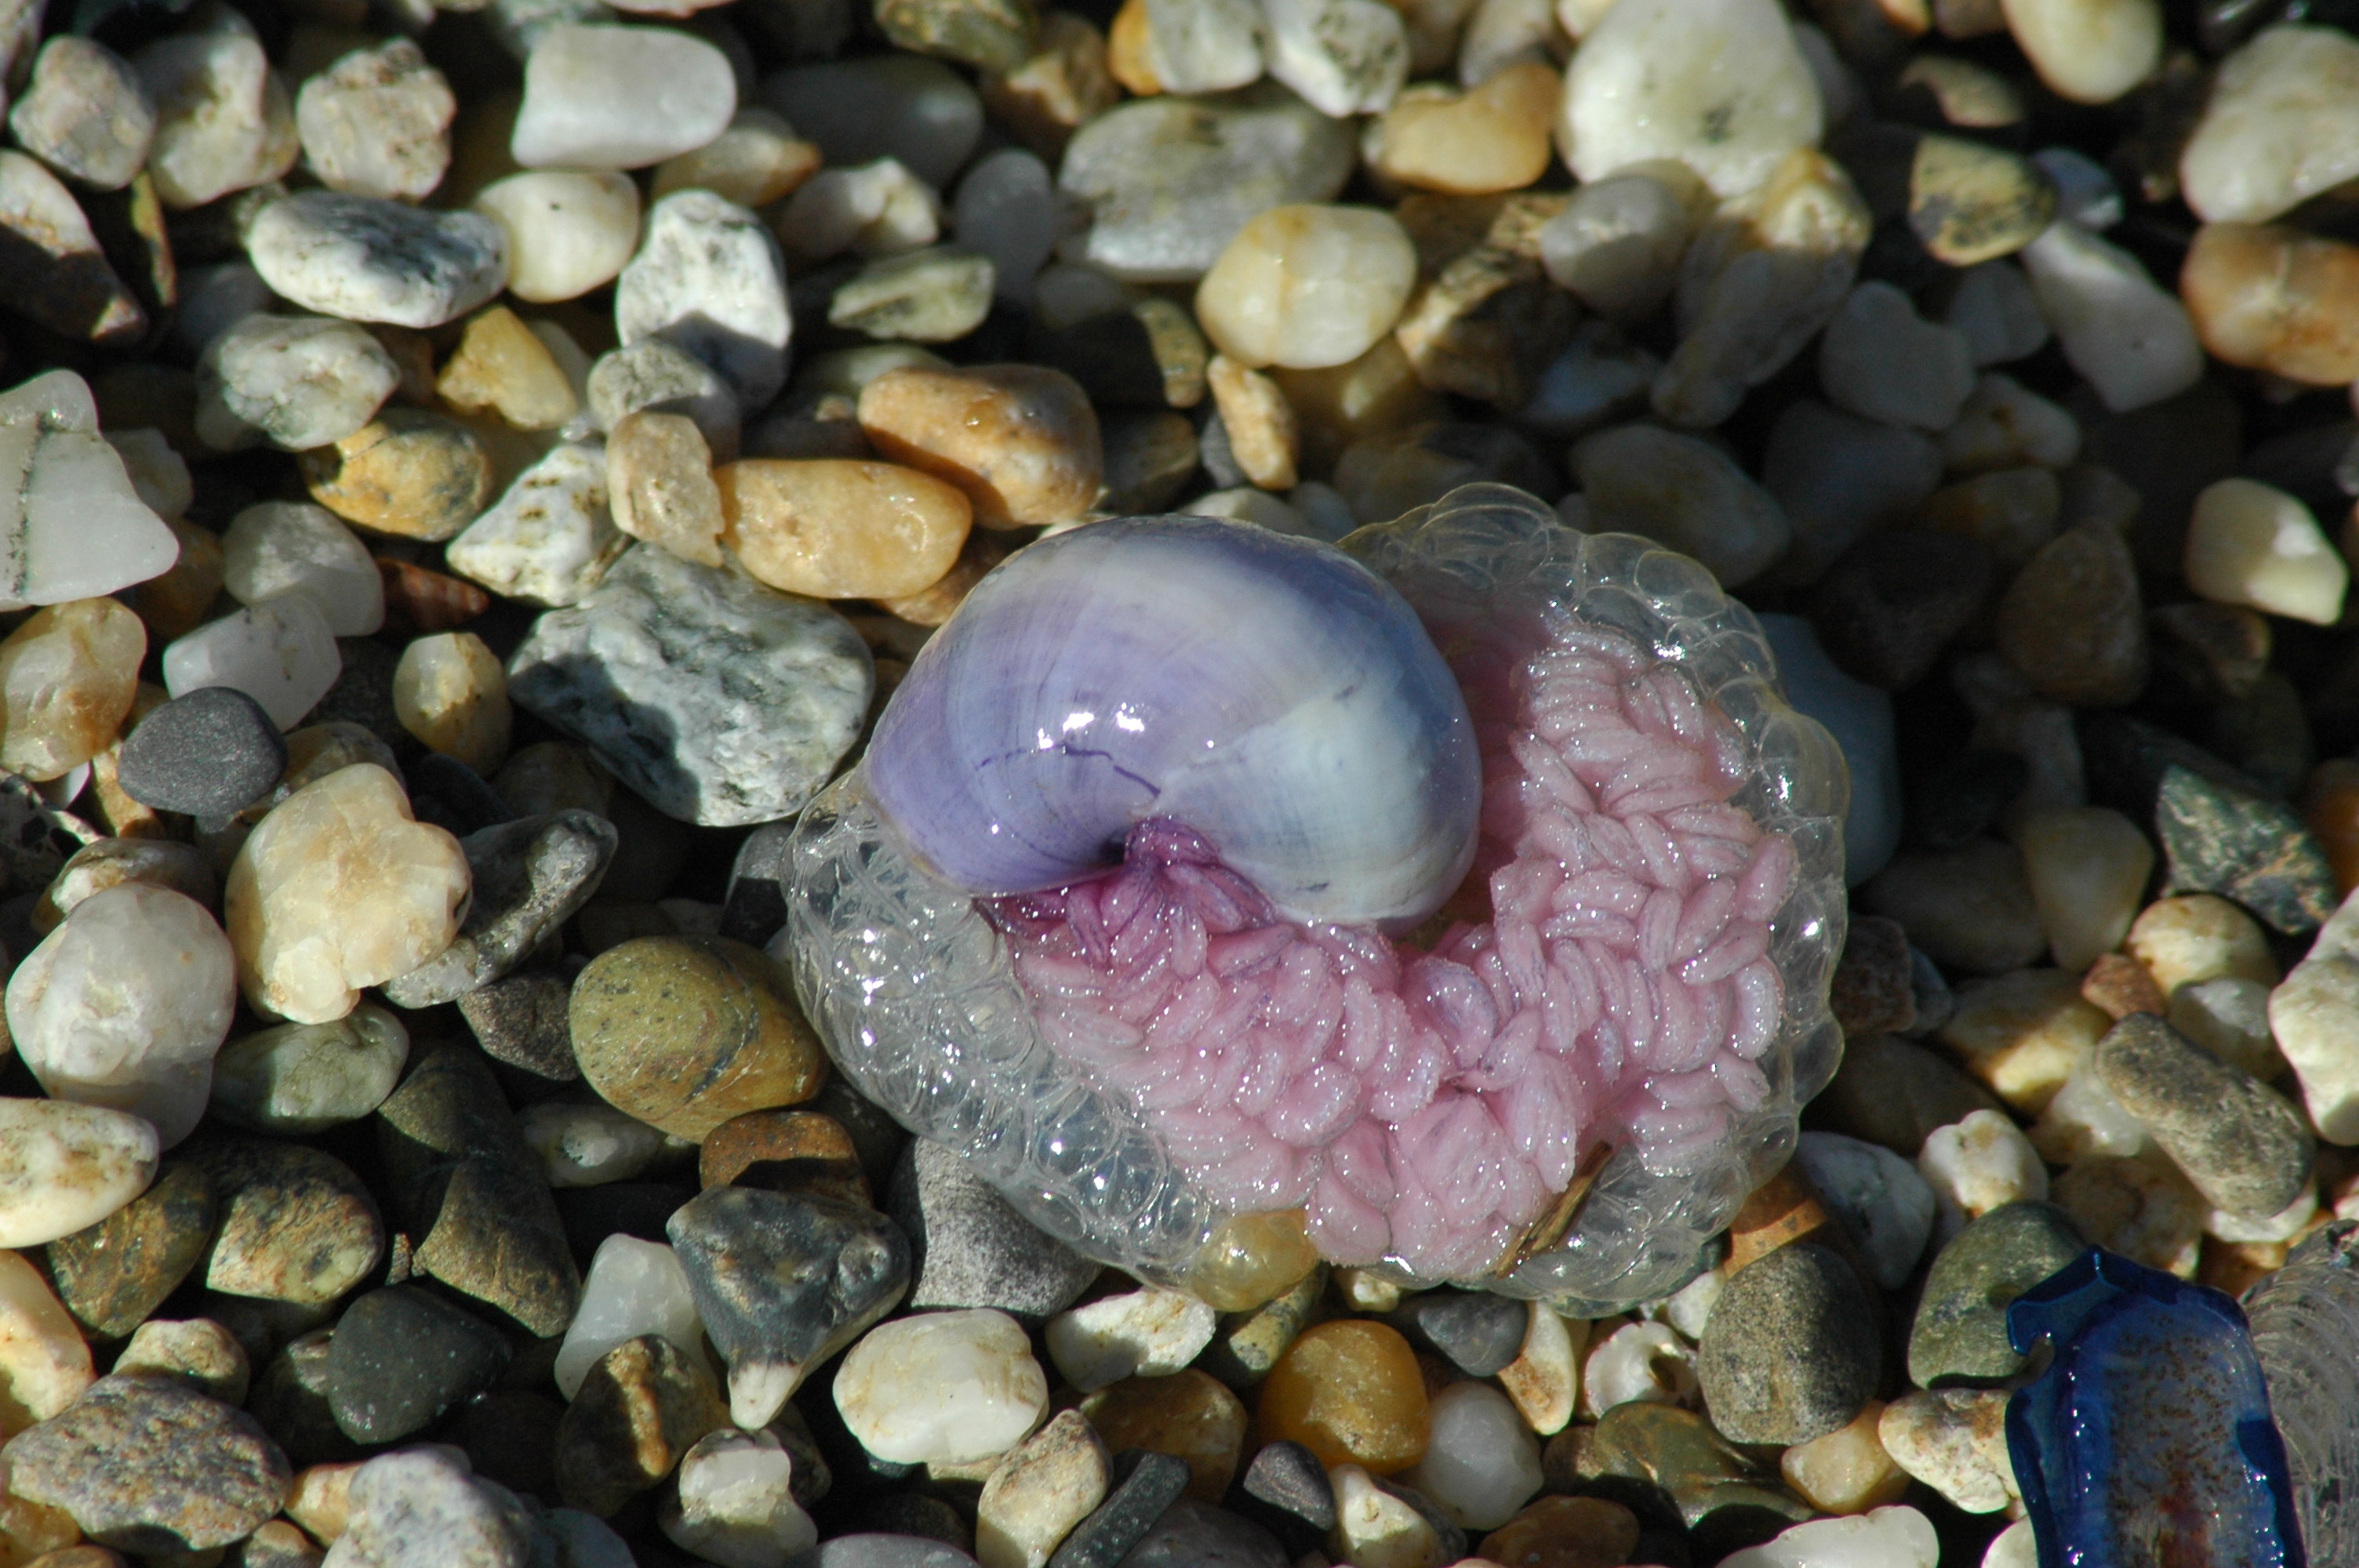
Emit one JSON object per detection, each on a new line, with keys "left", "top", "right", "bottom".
{"left": 2006, "top": 1247, "right": 2305, "bottom": 1568}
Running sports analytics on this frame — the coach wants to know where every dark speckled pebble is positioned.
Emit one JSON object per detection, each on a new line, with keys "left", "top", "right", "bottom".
{"left": 117, "top": 687, "right": 287, "bottom": 815}
{"left": 1049, "top": 1450, "right": 1192, "bottom": 1568}
{"left": 326, "top": 1284, "right": 511, "bottom": 1443}
{"left": 1387, "top": 1290, "right": 1528, "bottom": 1377}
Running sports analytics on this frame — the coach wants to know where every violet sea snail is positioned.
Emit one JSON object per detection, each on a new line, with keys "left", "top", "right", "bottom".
{"left": 783, "top": 483, "right": 1848, "bottom": 1309}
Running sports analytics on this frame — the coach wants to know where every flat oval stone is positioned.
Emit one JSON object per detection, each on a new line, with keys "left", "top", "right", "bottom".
{"left": 325, "top": 1284, "right": 511, "bottom": 1443}
{"left": 1194, "top": 204, "right": 1419, "bottom": 372}
{"left": 834, "top": 1308, "right": 1049, "bottom": 1466}
{"left": 0, "top": 1097, "right": 158, "bottom": 1248}
{"left": 473, "top": 169, "right": 642, "bottom": 303}
{"left": 511, "top": 24, "right": 737, "bottom": 171}
{"left": 118, "top": 685, "right": 287, "bottom": 818}
{"left": 0, "top": 598, "right": 145, "bottom": 782}
{"left": 718, "top": 459, "right": 972, "bottom": 599}
{"left": 668, "top": 1185, "right": 911, "bottom": 1429}
{"left": 44, "top": 1160, "right": 216, "bottom": 1340}
{"left": 856, "top": 364, "right": 1101, "bottom": 529}
{"left": 2095, "top": 1012, "right": 2315, "bottom": 1221}
{"left": 209, "top": 1004, "right": 410, "bottom": 1135}
{"left": 2, "top": 1374, "right": 290, "bottom": 1553}
{"left": 247, "top": 191, "right": 509, "bottom": 330}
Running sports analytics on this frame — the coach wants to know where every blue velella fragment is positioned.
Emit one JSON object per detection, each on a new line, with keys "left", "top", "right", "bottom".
{"left": 2006, "top": 1246, "right": 2305, "bottom": 1568}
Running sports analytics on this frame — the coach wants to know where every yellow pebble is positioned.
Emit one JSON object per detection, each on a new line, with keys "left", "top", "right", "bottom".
{"left": 1256, "top": 1319, "right": 1430, "bottom": 1475}
{"left": 393, "top": 631, "right": 511, "bottom": 775}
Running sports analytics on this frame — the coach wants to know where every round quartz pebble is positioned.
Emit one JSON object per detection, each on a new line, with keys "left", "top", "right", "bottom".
{"left": 661, "top": 1428, "right": 819, "bottom": 1565}
{"left": 0, "top": 1098, "right": 158, "bottom": 1248}
{"left": 444, "top": 441, "right": 624, "bottom": 610}
{"left": 293, "top": 38, "right": 456, "bottom": 202}
{"left": 616, "top": 190, "right": 793, "bottom": 412}
{"left": 1045, "top": 1287, "right": 1217, "bottom": 1392}
{"left": 0, "top": 598, "right": 144, "bottom": 782}
{"left": 1194, "top": 204, "right": 1419, "bottom": 371}
{"left": 1558, "top": 0, "right": 1821, "bottom": 198}
{"left": 133, "top": 20, "right": 299, "bottom": 210}
{"left": 2184, "top": 477, "right": 2350, "bottom": 626}
{"left": 1260, "top": 0, "right": 1408, "bottom": 116}
{"left": 2179, "top": 26, "right": 2359, "bottom": 224}
{"left": 5, "top": 884, "right": 237, "bottom": 1148}
{"left": 511, "top": 24, "right": 738, "bottom": 171}
{"left": 194, "top": 314, "right": 402, "bottom": 454}
{"left": 223, "top": 761, "right": 471, "bottom": 1024}
{"left": 393, "top": 631, "right": 513, "bottom": 775}
{"left": 834, "top": 1309, "right": 1050, "bottom": 1466}
{"left": 2181, "top": 222, "right": 2359, "bottom": 387}
{"left": 1717, "top": 1504, "right": 1939, "bottom": 1567}
{"left": 9, "top": 36, "right": 156, "bottom": 192}
{"left": 2016, "top": 207, "right": 2201, "bottom": 414}
{"left": 162, "top": 592, "right": 341, "bottom": 731}
{"left": 246, "top": 191, "right": 510, "bottom": 330}
{"left": 1396, "top": 1382, "right": 1543, "bottom": 1531}
{"left": 0, "top": 369, "right": 184, "bottom": 610}
{"left": 472, "top": 170, "right": 641, "bottom": 304}
{"left": 555, "top": 1234, "right": 712, "bottom": 1399}
{"left": 2001, "top": 0, "right": 2161, "bottom": 104}
{"left": 221, "top": 502, "right": 384, "bottom": 636}
{"left": 0, "top": 1249, "right": 93, "bottom": 1439}
{"left": 520, "top": 1098, "right": 668, "bottom": 1188}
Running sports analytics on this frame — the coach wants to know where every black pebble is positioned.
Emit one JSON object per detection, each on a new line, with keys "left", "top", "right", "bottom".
{"left": 409, "top": 750, "right": 519, "bottom": 833}
{"left": 1390, "top": 1289, "right": 1528, "bottom": 1377}
{"left": 1049, "top": 1450, "right": 1192, "bottom": 1568}
{"left": 722, "top": 820, "right": 797, "bottom": 946}
{"left": 1231, "top": 1439, "right": 1334, "bottom": 1555}
{"left": 325, "top": 1283, "right": 511, "bottom": 1443}
{"left": 117, "top": 686, "right": 287, "bottom": 815}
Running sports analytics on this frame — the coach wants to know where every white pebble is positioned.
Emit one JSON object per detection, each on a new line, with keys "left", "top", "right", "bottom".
{"left": 1663, "top": 1266, "right": 1725, "bottom": 1341}
{"left": 445, "top": 441, "right": 625, "bottom": 609}
{"left": 1983, "top": 1520, "right": 2038, "bottom": 1568}
{"left": 6, "top": 884, "right": 234, "bottom": 1149}
{"left": 779, "top": 158, "right": 941, "bottom": 263}
{"left": 2178, "top": 24, "right": 2359, "bottom": 223}
{"left": 246, "top": 191, "right": 510, "bottom": 330}
{"left": 1819, "top": 282, "right": 1978, "bottom": 430}
{"left": 511, "top": 24, "right": 738, "bottom": 170}
{"left": 2270, "top": 887, "right": 2359, "bottom": 1144}
{"left": 1559, "top": 0, "right": 1823, "bottom": 198}
{"left": 1194, "top": 203, "right": 1418, "bottom": 371}
{"left": 2034, "top": 147, "right": 2123, "bottom": 229}
{"left": 2183, "top": 477, "right": 2349, "bottom": 626}
{"left": 197, "top": 314, "right": 401, "bottom": 453}
{"left": 555, "top": 1234, "right": 712, "bottom": 1399}
{"left": 1261, "top": 0, "right": 1408, "bottom": 116}
{"left": 1130, "top": 0, "right": 1266, "bottom": 93}
{"left": 1580, "top": 1319, "right": 1697, "bottom": 1417}
{"left": 1718, "top": 1504, "right": 1939, "bottom": 1568}
{"left": 1396, "top": 1381, "right": 1543, "bottom": 1531}
{"left": 0, "top": 1098, "right": 158, "bottom": 1249}
{"left": 1939, "top": 373, "right": 2079, "bottom": 474}
{"left": 473, "top": 170, "right": 640, "bottom": 305}
{"left": 661, "top": 1429, "right": 819, "bottom": 1568}
{"left": 162, "top": 593, "right": 341, "bottom": 730}
{"left": 105, "top": 430, "right": 193, "bottom": 521}
{"left": 616, "top": 190, "right": 793, "bottom": 411}
{"left": 1044, "top": 1287, "right": 1216, "bottom": 1392}
{"left": 954, "top": 149, "right": 1060, "bottom": 306}
{"left": 293, "top": 38, "right": 455, "bottom": 202}
{"left": 1791, "top": 1132, "right": 1936, "bottom": 1290}
{"left": 2001, "top": 0, "right": 2160, "bottom": 103}
{"left": 1537, "top": 166, "right": 1706, "bottom": 321}
{"left": 1917, "top": 1110, "right": 2047, "bottom": 1244}
{"left": 9, "top": 37, "right": 157, "bottom": 193}
{"left": 2170, "top": 975, "right": 2281, "bottom": 1081}
{"left": 2018, "top": 213, "right": 2201, "bottom": 414}
{"left": 222, "top": 502, "right": 384, "bottom": 637}
{"left": 1328, "top": 1465, "right": 1442, "bottom": 1568}
{"left": 520, "top": 1099, "right": 669, "bottom": 1189}
{"left": 134, "top": 20, "right": 299, "bottom": 210}
{"left": 834, "top": 1309, "right": 1049, "bottom": 1466}
{"left": 0, "top": 370, "right": 181, "bottom": 611}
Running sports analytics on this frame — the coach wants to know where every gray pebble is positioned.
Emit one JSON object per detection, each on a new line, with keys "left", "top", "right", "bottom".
{"left": 1696, "top": 1243, "right": 1879, "bottom": 1445}
{"left": 118, "top": 686, "right": 288, "bottom": 816}
{"left": 787, "top": 1536, "right": 982, "bottom": 1568}
{"left": 888, "top": 1138, "right": 1100, "bottom": 1323}
{"left": 2095, "top": 1011, "right": 2316, "bottom": 1221}
{"left": 1116, "top": 1500, "right": 1289, "bottom": 1568}
{"left": 246, "top": 191, "right": 508, "bottom": 329}
{"left": 379, "top": 810, "right": 616, "bottom": 1007}
{"left": 1907, "top": 1200, "right": 2086, "bottom": 1385}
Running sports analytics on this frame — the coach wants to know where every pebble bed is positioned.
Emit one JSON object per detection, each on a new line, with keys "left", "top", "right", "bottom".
{"left": 0, "top": 0, "right": 2349, "bottom": 1559}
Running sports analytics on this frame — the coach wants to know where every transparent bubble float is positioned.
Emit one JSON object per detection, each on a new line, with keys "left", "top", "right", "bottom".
{"left": 782, "top": 485, "right": 1848, "bottom": 1311}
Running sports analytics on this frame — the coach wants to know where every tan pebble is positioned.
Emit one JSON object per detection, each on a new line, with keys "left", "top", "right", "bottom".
{"left": 608, "top": 410, "right": 725, "bottom": 568}
{"left": 1391, "top": 241, "right": 1575, "bottom": 408}
{"left": 0, "top": 599, "right": 145, "bottom": 782}
{"left": 1993, "top": 518, "right": 2147, "bottom": 706}
{"left": 376, "top": 557, "right": 491, "bottom": 633}
{"left": 87, "top": 738, "right": 168, "bottom": 843}
{"left": 716, "top": 459, "right": 972, "bottom": 601}
{"left": 1780, "top": 1399, "right": 1911, "bottom": 1515}
{"left": 2014, "top": 805, "right": 2154, "bottom": 971}
{"left": 1367, "top": 63, "right": 1558, "bottom": 195}
{"left": 652, "top": 108, "right": 820, "bottom": 209}
{"left": 1477, "top": 1495, "right": 1641, "bottom": 1568}
{"left": 1196, "top": 204, "right": 1420, "bottom": 372}
{"left": 113, "top": 1317, "right": 248, "bottom": 1404}
{"left": 1085, "top": 1368, "right": 1250, "bottom": 1501}
{"left": 224, "top": 763, "right": 471, "bottom": 1025}
{"left": 285, "top": 1461, "right": 361, "bottom": 1542}
{"left": 2001, "top": 0, "right": 2160, "bottom": 104}
{"left": 2181, "top": 221, "right": 2359, "bottom": 386}
{"left": 982, "top": 11, "right": 1120, "bottom": 162}
{"left": 877, "top": 531, "right": 1009, "bottom": 629}
{"left": 392, "top": 632, "right": 511, "bottom": 776}
{"left": 300, "top": 409, "right": 493, "bottom": 542}
{"left": 0, "top": 1501, "right": 84, "bottom": 1564}
{"left": 2081, "top": 952, "right": 2166, "bottom": 1019}
{"left": 858, "top": 364, "right": 1102, "bottom": 529}
{"left": 976, "top": 1408, "right": 1110, "bottom": 1568}
{"left": 1256, "top": 1320, "right": 1427, "bottom": 1475}
{"left": 1271, "top": 338, "right": 1444, "bottom": 476}
{"left": 0, "top": 1249, "right": 93, "bottom": 1442}
{"left": 2127, "top": 893, "right": 2280, "bottom": 992}
{"left": 131, "top": 517, "right": 225, "bottom": 648}
{"left": 435, "top": 306, "right": 579, "bottom": 432}
{"left": 1940, "top": 967, "right": 2111, "bottom": 1114}
{"left": 1187, "top": 1208, "right": 1321, "bottom": 1312}
{"left": 1496, "top": 1301, "right": 1583, "bottom": 1438}
{"left": 0, "top": 1097, "right": 158, "bottom": 1250}
{"left": 1205, "top": 356, "right": 1299, "bottom": 492}
{"left": 698, "top": 1109, "right": 867, "bottom": 1203}
{"left": 2052, "top": 1151, "right": 2205, "bottom": 1276}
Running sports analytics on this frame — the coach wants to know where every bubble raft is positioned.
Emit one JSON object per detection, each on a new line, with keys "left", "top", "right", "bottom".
{"left": 783, "top": 485, "right": 1847, "bottom": 1307}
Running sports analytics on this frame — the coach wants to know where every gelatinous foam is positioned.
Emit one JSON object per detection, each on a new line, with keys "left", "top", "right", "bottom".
{"left": 987, "top": 608, "right": 1794, "bottom": 1279}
